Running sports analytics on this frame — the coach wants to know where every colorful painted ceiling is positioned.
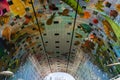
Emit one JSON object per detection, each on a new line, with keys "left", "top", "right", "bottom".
{"left": 0, "top": 0, "right": 120, "bottom": 80}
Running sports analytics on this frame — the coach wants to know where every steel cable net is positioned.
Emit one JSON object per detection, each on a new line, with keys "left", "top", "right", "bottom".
{"left": 0, "top": 0, "right": 120, "bottom": 80}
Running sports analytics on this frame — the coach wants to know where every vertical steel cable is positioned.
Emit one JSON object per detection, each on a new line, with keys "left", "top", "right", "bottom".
{"left": 30, "top": 0, "right": 52, "bottom": 72}
{"left": 66, "top": 0, "right": 80, "bottom": 72}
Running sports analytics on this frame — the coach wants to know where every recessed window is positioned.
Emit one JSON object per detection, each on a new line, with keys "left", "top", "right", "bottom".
{"left": 100, "top": 34, "right": 103, "bottom": 37}
{"left": 40, "top": 48, "right": 43, "bottom": 51}
{"left": 49, "top": 56, "right": 52, "bottom": 58}
{"left": 77, "top": 26, "right": 80, "bottom": 28}
{"left": 32, "top": 28, "right": 36, "bottom": 30}
{"left": 8, "top": 1, "right": 13, "bottom": 5}
{"left": 71, "top": 55, "right": 74, "bottom": 58}
{"left": 54, "top": 33, "right": 59, "bottom": 36}
{"left": 93, "top": 11, "right": 98, "bottom": 15}
{"left": 21, "top": 26, "right": 24, "bottom": 29}
{"left": 93, "top": 33, "right": 96, "bottom": 35}
{"left": 82, "top": 6, "right": 86, "bottom": 9}
{"left": 27, "top": 49, "right": 30, "bottom": 52}
{"left": 66, "top": 41, "right": 70, "bottom": 43}
{"left": 45, "top": 41, "right": 48, "bottom": 43}
{"left": 109, "top": 45, "right": 113, "bottom": 50}
{"left": 27, "top": 36, "right": 31, "bottom": 39}
{"left": 16, "top": 31, "right": 19, "bottom": 34}
{"left": 10, "top": 22, "right": 15, "bottom": 26}
{"left": 57, "top": 61, "right": 60, "bottom": 62}
{"left": 105, "top": 2, "right": 111, "bottom": 8}
{"left": 98, "top": 38, "right": 101, "bottom": 41}
{"left": 107, "top": 49, "right": 110, "bottom": 52}
{"left": 75, "top": 36, "right": 79, "bottom": 38}
{"left": 16, "top": 15, "right": 20, "bottom": 19}
{"left": 25, "top": 7, "right": 30, "bottom": 11}
{"left": 89, "top": 23, "right": 93, "bottom": 26}
{"left": 56, "top": 46, "right": 59, "bottom": 48}
{"left": 2, "top": 9, "right": 7, "bottom": 14}
{"left": 56, "top": 55, "right": 60, "bottom": 57}
{"left": 22, "top": 41, "right": 25, "bottom": 44}
{"left": 37, "top": 44, "right": 41, "bottom": 48}
{"left": 56, "top": 51, "right": 60, "bottom": 53}
{"left": 29, "top": 41, "right": 32, "bottom": 44}
{"left": 36, "top": 37, "right": 39, "bottom": 39}
{"left": 57, "top": 63, "right": 60, "bottom": 65}
{"left": 41, "top": 23, "right": 45, "bottom": 26}
{"left": 67, "top": 33, "right": 71, "bottom": 35}
{"left": 72, "top": 49, "right": 75, "bottom": 51}
{"left": 54, "top": 21, "right": 59, "bottom": 24}
{"left": 55, "top": 41, "right": 60, "bottom": 43}
{"left": 17, "top": 44, "right": 20, "bottom": 47}
{"left": 43, "top": 33, "right": 47, "bottom": 36}
{"left": 68, "top": 22, "right": 72, "bottom": 25}
{"left": 24, "top": 44, "right": 27, "bottom": 47}
{"left": 20, "top": 48, "right": 22, "bottom": 50}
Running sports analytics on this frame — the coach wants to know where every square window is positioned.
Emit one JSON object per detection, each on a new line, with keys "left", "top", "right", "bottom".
{"left": 36, "top": 37, "right": 39, "bottom": 39}
{"left": 32, "top": 28, "right": 36, "bottom": 30}
{"left": 10, "top": 22, "right": 15, "bottom": 26}
{"left": 41, "top": 23, "right": 45, "bottom": 26}
{"left": 21, "top": 26, "right": 24, "bottom": 29}
{"left": 93, "top": 33, "right": 96, "bottom": 35}
{"left": 45, "top": 41, "right": 48, "bottom": 43}
{"left": 79, "top": 13, "right": 84, "bottom": 16}
{"left": 20, "top": 48, "right": 22, "bottom": 50}
{"left": 67, "top": 33, "right": 71, "bottom": 35}
{"left": 107, "top": 49, "right": 110, "bottom": 52}
{"left": 82, "top": 6, "right": 86, "bottom": 9}
{"left": 40, "top": 48, "right": 43, "bottom": 51}
{"left": 109, "top": 46, "right": 113, "bottom": 50}
{"left": 57, "top": 61, "right": 60, "bottom": 62}
{"left": 24, "top": 44, "right": 27, "bottom": 47}
{"left": 16, "top": 15, "right": 20, "bottom": 19}
{"left": 89, "top": 23, "right": 93, "bottom": 26}
{"left": 49, "top": 56, "right": 52, "bottom": 58}
{"left": 22, "top": 41, "right": 25, "bottom": 44}
{"left": 77, "top": 26, "right": 80, "bottom": 28}
{"left": 56, "top": 55, "right": 60, "bottom": 57}
{"left": 73, "top": 49, "right": 75, "bottom": 51}
{"left": 55, "top": 41, "right": 60, "bottom": 43}
{"left": 2, "top": 8, "right": 7, "bottom": 14}
{"left": 100, "top": 34, "right": 103, "bottom": 37}
{"left": 75, "top": 36, "right": 79, "bottom": 38}
{"left": 54, "top": 33, "right": 59, "bottom": 36}
{"left": 25, "top": 7, "right": 30, "bottom": 11}
{"left": 8, "top": 1, "right": 13, "bottom": 5}
{"left": 17, "top": 44, "right": 20, "bottom": 47}
{"left": 28, "top": 2, "right": 32, "bottom": 4}
{"left": 56, "top": 46, "right": 59, "bottom": 48}
{"left": 37, "top": 44, "right": 41, "bottom": 48}
{"left": 98, "top": 38, "right": 101, "bottom": 41}
{"left": 43, "top": 33, "right": 47, "bottom": 36}
{"left": 56, "top": 51, "right": 60, "bottom": 53}
{"left": 105, "top": 2, "right": 111, "bottom": 8}
{"left": 93, "top": 11, "right": 98, "bottom": 15}
{"left": 67, "top": 41, "right": 70, "bottom": 43}
{"left": 16, "top": 31, "right": 19, "bottom": 34}
{"left": 68, "top": 22, "right": 72, "bottom": 25}
{"left": 54, "top": 21, "right": 59, "bottom": 24}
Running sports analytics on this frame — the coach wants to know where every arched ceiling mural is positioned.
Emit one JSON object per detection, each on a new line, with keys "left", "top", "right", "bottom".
{"left": 0, "top": 0, "right": 120, "bottom": 80}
